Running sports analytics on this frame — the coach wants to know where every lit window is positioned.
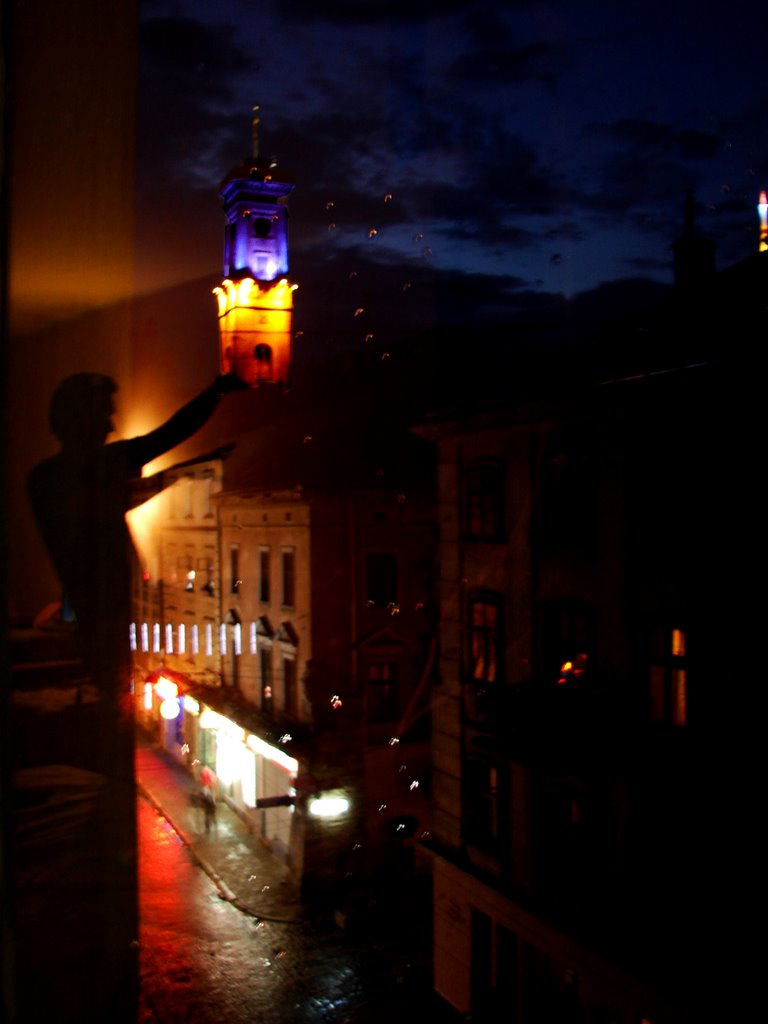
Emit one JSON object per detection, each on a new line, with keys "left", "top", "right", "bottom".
{"left": 178, "top": 623, "right": 186, "bottom": 654}
{"left": 467, "top": 595, "right": 502, "bottom": 684}
{"left": 191, "top": 624, "right": 199, "bottom": 655}
{"left": 650, "top": 626, "right": 687, "bottom": 726}
{"left": 153, "top": 623, "right": 161, "bottom": 654}
{"left": 205, "top": 623, "right": 213, "bottom": 657}
{"left": 141, "top": 622, "right": 149, "bottom": 653}
{"left": 260, "top": 646, "right": 273, "bottom": 713}
{"left": 165, "top": 623, "right": 173, "bottom": 654}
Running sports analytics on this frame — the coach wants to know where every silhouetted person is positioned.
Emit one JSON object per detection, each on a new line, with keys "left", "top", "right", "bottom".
{"left": 28, "top": 372, "right": 244, "bottom": 737}
{"left": 21, "top": 372, "right": 244, "bottom": 1020}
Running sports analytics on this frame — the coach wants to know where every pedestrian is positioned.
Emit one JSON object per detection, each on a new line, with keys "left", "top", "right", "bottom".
{"left": 201, "top": 785, "right": 217, "bottom": 833}
{"left": 198, "top": 764, "right": 217, "bottom": 833}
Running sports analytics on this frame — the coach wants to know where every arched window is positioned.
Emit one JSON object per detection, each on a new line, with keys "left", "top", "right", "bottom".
{"left": 253, "top": 343, "right": 273, "bottom": 381}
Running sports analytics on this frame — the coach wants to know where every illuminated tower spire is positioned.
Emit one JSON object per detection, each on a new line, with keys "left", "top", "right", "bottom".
{"left": 214, "top": 108, "right": 297, "bottom": 389}
{"left": 758, "top": 190, "right": 768, "bottom": 253}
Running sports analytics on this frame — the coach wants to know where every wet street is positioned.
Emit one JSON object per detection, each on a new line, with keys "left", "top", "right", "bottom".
{"left": 138, "top": 794, "right": 458, "bottom": 1024}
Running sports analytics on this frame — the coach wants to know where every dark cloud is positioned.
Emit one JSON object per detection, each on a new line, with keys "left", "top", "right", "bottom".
{"left": 448, "top": 41, "right": 559, "bottom": 87}
{"left": 586, "top": 118, "right": 721, "bottom": 162}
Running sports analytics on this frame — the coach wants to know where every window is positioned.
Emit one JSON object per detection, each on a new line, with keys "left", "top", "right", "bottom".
{"left": 465, "top": 460, "right": 504, "bottom": 540}
{"left": 366, "top": 552, "right": 398, "bottom": 608}
{"left": 253, "top": 343, "right": 273, "bottom": 381}
{"left": 259, "top": 547, "right": 270, "bottom": 602}
{"left": 230, "top": 545, "right": 241, "bottom": 595}
{"left": 281, "top": 548, "right": 295, "bottom": 607}
{"left": 650, "top": 626, "right": 687, "bottom": 726}
{"left": 541, "top": 597, "right": 595, "bottom": 685}
{"left": 260, "top": 646, "right": 273, "bottom": 713}
{"left": 467, "top": 594, "right": 503, "bottom": 684}
{"left": 366, "top": 663, "right": 398, "bottom": 722}
{"left": 463, "top": 758, "right": 502, "bottom": 852}
{"left": 283, "top": 656, "right": 296, "bottom": 715}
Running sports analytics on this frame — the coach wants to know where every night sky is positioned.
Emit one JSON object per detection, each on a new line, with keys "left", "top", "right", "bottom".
{"left": 137, "top": 0, "right": 768, "bottom": 331}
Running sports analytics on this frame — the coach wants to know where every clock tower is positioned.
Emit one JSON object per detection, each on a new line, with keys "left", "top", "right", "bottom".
{"left": 214, "top": 106, "right": 297, "bottom": 389}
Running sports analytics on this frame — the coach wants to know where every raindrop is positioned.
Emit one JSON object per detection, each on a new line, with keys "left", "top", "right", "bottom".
{"left": 303, "top": 435, "right": 313, "bottom": 444}
{"left": 368, "top": 228, "right": 378, "bottom": 238}
{"left": 328, "top": 223, "right": 337, "bottom": 230}
{"left": 414, "top": 233, "right": 424, "bottom": 241}
{"left": 388, "top": 602, "right": 400, "bottom": 616}
{"left": 249, "top": 874, "right": 258, "bottom": 882}
{"left": 720, "top": 184, "right": 731, "bottom": 193}
{"left": 381, "top": 352, "right": 391, "bottom": 360}
{"left": 402, "top": 282, "right": 412, "bottom": 291}
{"left": 384, "top": 192, "right": 393, "bottom": 202}
{"left": 295, "top": 330, "right": 304, "bottom": 338}
{"left": 279, "top": 733, "right": 292, "bottom": 744}
{"left": 396, "top": 493, "right": 406, "bottom": 503}
{"left": 330, "top": 694, "right": 343, "bottom": 709}
{"left": 272, "top": 213, "right": 280, "bottom": 221}
{"left": 261, "top": 885, "right": 271, "bottom": 893}
{"left": 415, "top": 601, "right": 424, "bottom": 611}
{"left": 398, "top": 764, "right": 407, "bottom": 773}
{"left": 388, "top": 737, "right": 400, "bottom": 746}
{"left": 378, "top": 803, "right": 388, "bottom": 812}
{"left": 326, "top": 200, "right": 335, "bottom": 210}
{"left": 422, "top": 247, "right": 432, "bottom": 257}
{"left": 365, "top": 333, "right": 374, "bottom": 342}
{"left": 275, "top": 950, "right": 287, "bottom": 960}
{"left": 349, "top": 271, "right": 358, "bottom": 279}
{"left": 354, "top": 307, "right": 365, "bottom": 316}
{"left": 409, "top": 780, "right": 419, "bottom": 790}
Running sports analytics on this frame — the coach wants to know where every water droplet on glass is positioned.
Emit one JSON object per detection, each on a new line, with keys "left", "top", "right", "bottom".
{"left": 330, "top": 694, "right": 343, "bottom": 709}
{"left": 402, "top": 282, "right": 412, "bottom": 291}
{"left": 328, "top": 223, "right": 337, "bottom": 230}
{"left": 326, "top": 200, "right": 335, "bottom": 209}
{"left": 409, "top": 780, "right": 419, "bottom": 790}
{"left": 275, "top": 949, "right": 287, "bottom": 960}
{"left": 368, "top": 228, "right": 378, "bottom": 238}
{"left": 349, "top": 271, "right": 358, "bottom": 279}
{"left": 414, "top": 233, "right": 424, "bottom": 241}
{"left": 422, "top": 247, "right": 432, "bottom": 257}
{"left": 378, "top": 803, "right": 388, "bottom": 812}
{"left": 384, "top": 192, "right": 393, "bottom": 202}
{"left": 365, "top": 333, "right": 374, "bottom": 342}
{"left": 261, "top": 884, "right": 271, "bottom": 893}
{"left": 303, "top": 435, "right": 313, "bottom": 443}
{"left": 381, "top": 352, "right": 390, "bottom": 360}
{"left": 279, "top": 733, "right": 292, "bottom": 744}
{"left": 354, "top": 307, "right": 365, "bottom": 316}
{"left": 388, "top": 737, "right": 400, "bottom": 746}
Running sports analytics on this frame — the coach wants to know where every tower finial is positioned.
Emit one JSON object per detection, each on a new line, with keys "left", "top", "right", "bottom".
{"left": 251, "top": 104, "right": 261, "bottom": 162}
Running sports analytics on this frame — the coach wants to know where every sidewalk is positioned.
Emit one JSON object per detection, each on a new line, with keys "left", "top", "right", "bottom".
{"left": 135, "top": 734, "right": 305, "bottom": 923}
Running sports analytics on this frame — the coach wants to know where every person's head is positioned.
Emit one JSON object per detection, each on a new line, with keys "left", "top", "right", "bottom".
{"left": 50, "top": 374, "right": 117, "bottom": 449}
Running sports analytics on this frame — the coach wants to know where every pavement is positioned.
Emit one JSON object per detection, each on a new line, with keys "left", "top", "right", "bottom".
{"left": 135, "top": 733, "right": 306, "bottom": 923}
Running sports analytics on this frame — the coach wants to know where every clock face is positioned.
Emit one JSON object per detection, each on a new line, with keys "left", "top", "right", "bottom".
{"left": 253, "top": 217, "right": 272, "bottom": 238}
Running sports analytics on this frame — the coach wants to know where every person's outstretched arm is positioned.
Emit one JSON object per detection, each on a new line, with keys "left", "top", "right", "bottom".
{"left": 127, "top": 373, "right": 246, "bottom": 470}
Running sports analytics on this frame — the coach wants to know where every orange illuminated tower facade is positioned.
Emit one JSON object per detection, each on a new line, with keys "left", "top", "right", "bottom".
{"left": 214, "top": 107, "right": 297, "bottom": 389}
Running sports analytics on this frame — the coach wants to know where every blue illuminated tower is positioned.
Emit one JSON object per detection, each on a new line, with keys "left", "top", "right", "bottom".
{"left": 214, "top": 106, "right": 297, "bottom": 389}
